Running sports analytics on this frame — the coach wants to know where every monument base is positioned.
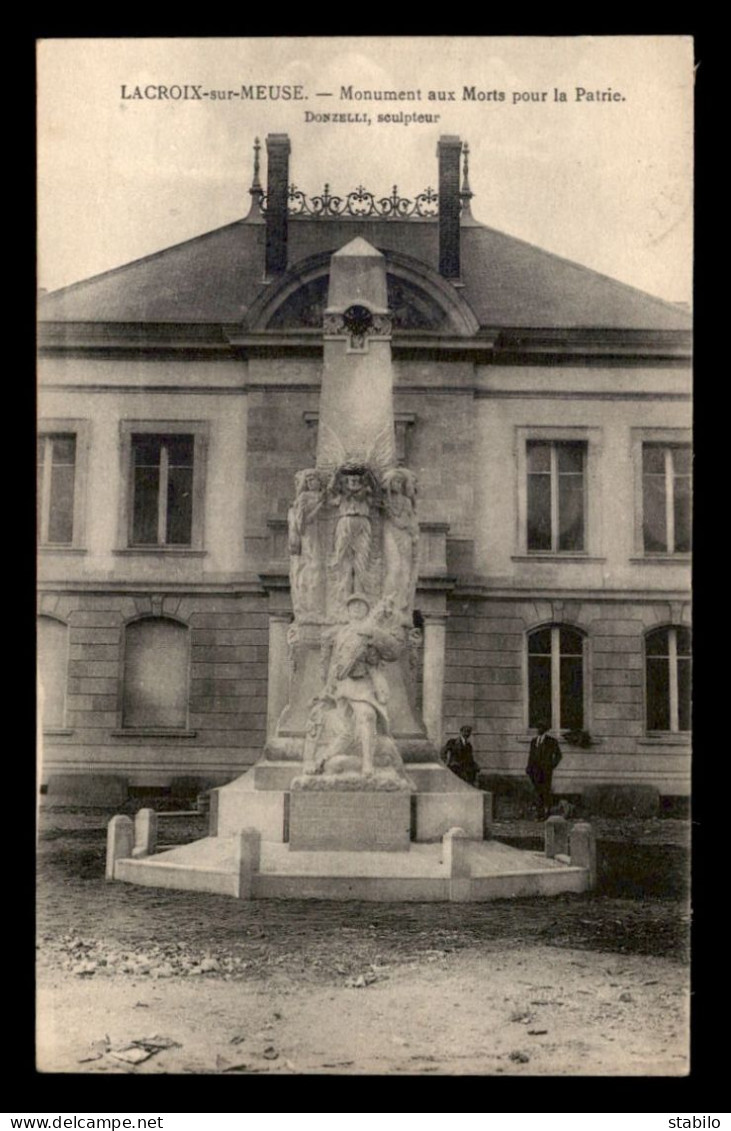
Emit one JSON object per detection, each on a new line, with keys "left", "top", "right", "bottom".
{"left": 109, "top": 762, "right": 594, "bottom": 901}
{"left": 212, "top": 761, "right": 489, "bottom": 843}
{"left": 112, "top": 835, "right": 592, "bottom": 902}
{"left": 289, "top": 790, "right": 411, "bottom": 852}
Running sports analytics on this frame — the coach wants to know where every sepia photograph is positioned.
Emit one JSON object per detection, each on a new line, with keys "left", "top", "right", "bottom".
{"left": 37, "top": 35, "right": 692, "bottom": 1076}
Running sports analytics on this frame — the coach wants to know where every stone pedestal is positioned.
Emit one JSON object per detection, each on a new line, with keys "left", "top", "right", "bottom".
{"left": 289, "top": 790, "right": 411, "bottom": 852}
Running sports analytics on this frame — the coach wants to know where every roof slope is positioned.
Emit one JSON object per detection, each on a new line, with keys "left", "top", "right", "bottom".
{"left": 38, "top": 214, "right": 691, "bottom": 332}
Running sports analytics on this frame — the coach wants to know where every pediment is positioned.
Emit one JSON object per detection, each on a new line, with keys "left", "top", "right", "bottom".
{"left": 247, "top": 248, "right": 480, "bottom": 336}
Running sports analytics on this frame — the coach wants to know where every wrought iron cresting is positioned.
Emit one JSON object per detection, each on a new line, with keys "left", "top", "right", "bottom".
{"left": 262, "top": 183, "right": 440, "bottom": 219}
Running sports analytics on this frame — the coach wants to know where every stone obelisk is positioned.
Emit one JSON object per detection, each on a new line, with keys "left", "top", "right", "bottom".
{"left": 267, "top": 237, "right": 433, "bottom": 782}
{"left": 318, "top": 237, "right": 396, "bottom": 469}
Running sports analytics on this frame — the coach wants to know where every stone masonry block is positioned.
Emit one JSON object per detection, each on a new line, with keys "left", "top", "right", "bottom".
{"left": 289, "top": 791, "right": 411, "bottom": 852}
{"left": 68, "top": 644, "right": 120, "bottom": 661}
{"left": 590, "top": 619, "right": 645, "bottom": 635}
{"left": 69, "top": 629, "right": 121, "bottom": 645}
{"left": 415, "top": 792, "right": 483, "bottom": 841}
{"left": 68, "top": 611, "right": 123, "bottom": 627}
{"left": 594, "top": 668, "right": 642, "bottom": 686}
{"left": 592, "top": 637, "right": 642, "bottom": 653}
{"left": 593, "top": 654, "right": 643, "bottom": 670}
{"left": 594, "top": 686, "right": 642, "bottom": 704}
{"left": 593, "top": 703, "right": 642, "bottom": 721}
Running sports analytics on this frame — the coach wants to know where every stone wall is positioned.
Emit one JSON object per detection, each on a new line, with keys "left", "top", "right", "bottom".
{"left": 38, "top": 590, "right": 269, "bottom": 792}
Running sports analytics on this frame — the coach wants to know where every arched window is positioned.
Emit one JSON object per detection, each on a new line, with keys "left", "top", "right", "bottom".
{"left": 122, "top": 618, "right": 189, "bottom": 729}
{"left": 645, "top": 626, "right": 691, "bottom": 733}
{"left": 37, "top": 616, "right": 68, "bottom": 729}
{"left": 528, "top": 625, "right": 585, "bottom": 732}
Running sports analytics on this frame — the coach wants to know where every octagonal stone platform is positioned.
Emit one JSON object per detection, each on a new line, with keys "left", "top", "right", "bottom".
{"left": 113, "top": 835, "right": 590, "bottom": 902}
{"left": 108, "top": 763, "right": 594, "bottom": 902}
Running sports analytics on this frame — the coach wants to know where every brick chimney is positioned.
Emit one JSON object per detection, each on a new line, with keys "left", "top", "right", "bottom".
{"left": 265, "top": 133, "right": 291, "bottom": 277}
{"left": 437, "top": 135, "right": 462, "bottom": 280}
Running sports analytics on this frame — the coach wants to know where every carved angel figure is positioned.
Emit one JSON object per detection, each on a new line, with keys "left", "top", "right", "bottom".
{"left": 381, "top": 467, "right": 419, "bottom": 622}
{"left": 316, "top": 420, "right": 397, "bottom": 608}
{"left": 327, "top": 464, "right": 376, "bottom": 602}
{"left": 287, "top": 469, "right": 325, "bottom": 621}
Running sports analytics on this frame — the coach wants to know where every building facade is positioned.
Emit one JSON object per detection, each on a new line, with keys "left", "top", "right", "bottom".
{"left": 37, "top": 134, "right": 691, "bottom": 802}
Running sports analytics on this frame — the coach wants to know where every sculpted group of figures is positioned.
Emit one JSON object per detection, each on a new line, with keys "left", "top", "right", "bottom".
{"left": 288, "top": 463, "right": 419, "bottom": 624}
{"left": 287, "top": 462, "right": 420, "bottom": 788}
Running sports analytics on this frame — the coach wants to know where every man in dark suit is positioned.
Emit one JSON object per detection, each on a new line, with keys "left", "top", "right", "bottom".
{"left": 441, "top": 725, "right": 479, "bottom": 786}
{"left": 526, "top": 722, "right": 562, "bottom": 820}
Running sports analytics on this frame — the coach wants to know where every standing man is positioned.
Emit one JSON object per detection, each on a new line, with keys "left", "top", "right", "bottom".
{"left": 526, "top": 722, "right": 562, "bottom": 820}
{"left": 441, "top": 725, "right": 479, "bottom": 786}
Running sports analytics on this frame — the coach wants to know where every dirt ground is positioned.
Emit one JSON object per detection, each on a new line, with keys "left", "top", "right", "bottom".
{"left": 36, "top": 809, "right": 691, "bottom": 1076}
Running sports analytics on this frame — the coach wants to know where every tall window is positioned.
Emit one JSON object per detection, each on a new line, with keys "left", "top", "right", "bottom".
{"left": 528, "top": 626, "right": 584, "bottom": 731}
{"left": 527, "top": 441, "right": 586, "bottom": 552}
{"left": 37, "top": 616, "right": 69, "bottom": 729}
{"left": 131, "top": 434, "right": 194, "bottom": 546}
{"left": 37, "top": 434, "right": 76, "bottom": 544}
{"left": 645, "top": 626, "right": 691, "bottom": 733}
{"left": 642, "top": 444, "right": 691, "bottom": 553}
{"left": 122, "top": 618, "right": 189, "bottom": 728}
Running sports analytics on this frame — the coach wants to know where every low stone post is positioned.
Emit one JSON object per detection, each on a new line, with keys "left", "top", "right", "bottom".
{"left": 208, "top": 788, "right": 220, "bottom": 837}
{"left": 132, "top": 808, "right": 158, "bottom": 859}
{"left": 570, "top": 820, "right": 597, "bottom": 888}
{"left": 105, "top": 815, "right": 134, "bottom": 881}
{"left": 545, "top": 815, "right": 569, "bottom": 859}
{"left": 234, "top": 828, "right": 262, "bottom": 899}
{"left": 443, "top": 826, "right": 471, "bottom": 901}
{"left": 482, "top": 791, "right": 494, "bottom": 839}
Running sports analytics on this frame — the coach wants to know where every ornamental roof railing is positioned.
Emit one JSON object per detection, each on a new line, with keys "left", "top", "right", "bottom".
{"left": 261, "top": 183, "right": 439, "bottom": 219}
{"left": 247, "top": 136, "right": 474, "bottom": 220}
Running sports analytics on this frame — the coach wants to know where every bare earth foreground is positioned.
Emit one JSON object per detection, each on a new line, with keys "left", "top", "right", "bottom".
{"left": 36, "top": 810, "right": 690, "bottom": 1076}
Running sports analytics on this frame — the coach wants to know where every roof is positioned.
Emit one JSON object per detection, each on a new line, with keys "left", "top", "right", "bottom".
{"left": 38, "top": 212, "right": 691, "bottom": 333}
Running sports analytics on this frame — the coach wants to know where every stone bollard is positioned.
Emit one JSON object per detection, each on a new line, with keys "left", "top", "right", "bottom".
{"left": 234, "top": 828, "right": 262, "bottom": 899}
{"left": 545, "top": 815, "right": 569, "bottom": 859}
{"left": 570, "top": 820, "right": 597, "bottom": 888}
{"left": 443, "top": 826, "right": 471, "bottom": 902}
{"left": 132, "top": 808, "right": 158, "bottom": 859}
{"left": 482, "top": 791, "right": 494, "bottom": 839}
{"left": 105, "top": 815, "right": 134, "bottom": 881}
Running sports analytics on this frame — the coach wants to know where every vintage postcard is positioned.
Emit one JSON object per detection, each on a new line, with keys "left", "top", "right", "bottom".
{"left": 37, "top": 36, "right": 692, "bottom": 1077}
